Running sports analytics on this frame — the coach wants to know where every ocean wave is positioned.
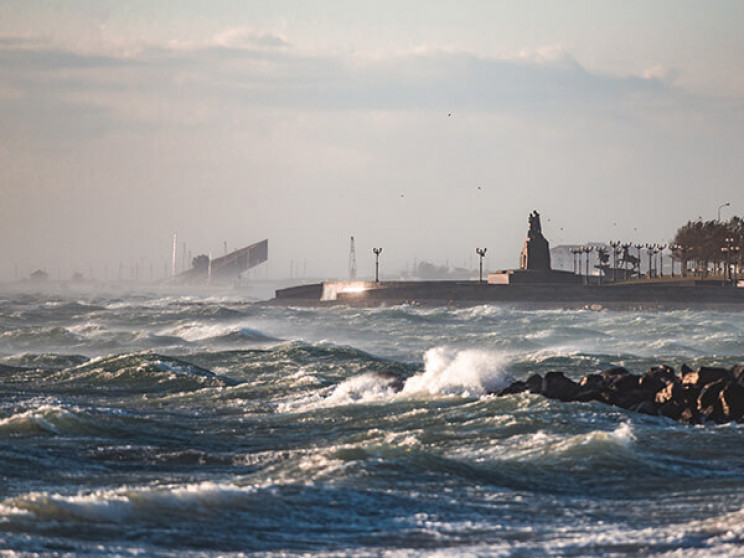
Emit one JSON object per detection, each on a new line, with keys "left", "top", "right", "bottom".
{"left": 34, "top": 353, "right": 238, "bottom": 394}
{"left": 403, "top": 347, "right": 513, "bottom": 397}
{"left": 159, "top": 321, "right": 276, "bottom": 344}
{"left": 1, "top": 481, "right": 261, "bottom": 524}
{"left": 0, "top": 326, "right": 83, "bottom": 351}
{"left": 0, "top": 405, "right": 103, "bottom": 436}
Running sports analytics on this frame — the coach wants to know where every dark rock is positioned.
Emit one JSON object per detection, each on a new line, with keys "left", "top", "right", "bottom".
{"left": 541, "top": 371, "right": 579, "bottom": 402}
{"left": 609, "top": 373, "right": 640, "bottom": 392}
{"left": 600, "top": 367, "right": 631, "bottom": 383}
{"left": 638, "top": 373, "right": 667, "bottom": 395}
{"left": 682, "top": 367, "right": 732, "bottom": 389}
{"left": 731, "top": 365, "right": 744, "bottom": 384}
{"left": 496, "top": 364, "right": 744, "bottom": 426}
{"left": 630, "top": 400, "right": 659, "bottom": 416}
{"left": 579, "top": 374, "right": 604, "bottom": 390}
{"left": 697, "top": 380, "right": 727, "bottom": 423}
{"left": 526, "top": 374, "right": 543, "bottom": 394}
{"left": 658, "top": 400, "right": 685, "bottom": 421}
{"left": 574, "top": 388, "right": 602, "bottom": 402}
{"left": 494, "top": 381, "right": 527, "bottom": 396}
{"left": 720, "top": 382, "right": 744, "bottom": 422}
{"left": 574, "top": 374, "right": 604, "bottom": 402}
{"left": 679, "top": 406, "right": 700, "bottom": 425}
{"left": 655, "top": 382, "right": 685, "bottom": 405}
{"left": 698, "top": 380, "right": 727, "bottom": 410}
{"left": 644, "top": 365, "right": 678, "bottom": 384}
{"left": 606, "top": 388, "right": 650, "bottom": 410}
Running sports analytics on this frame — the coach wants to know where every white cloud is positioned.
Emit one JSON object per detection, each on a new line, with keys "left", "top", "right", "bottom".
{"left": 642, "top": 65, "right": 680, "bottom": 84}
{"left": 211, "top": 27, "right": 289, "bottom": 50}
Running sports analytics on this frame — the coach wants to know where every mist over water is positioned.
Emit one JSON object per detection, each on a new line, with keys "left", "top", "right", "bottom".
{"left": 2, "top": 286, "right": 744, "bottom": 555}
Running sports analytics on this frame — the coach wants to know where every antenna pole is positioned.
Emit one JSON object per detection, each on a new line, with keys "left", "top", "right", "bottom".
{"left": 349, "top": 236, "right": 357, "bottom": 279}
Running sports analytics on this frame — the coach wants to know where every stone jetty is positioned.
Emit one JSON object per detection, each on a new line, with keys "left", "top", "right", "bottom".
{"left": 494, "top": 364, "right": 744, "bottom": 425}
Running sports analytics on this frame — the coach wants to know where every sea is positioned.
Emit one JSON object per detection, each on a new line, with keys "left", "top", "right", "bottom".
{"left": 2, "top": 285, "right": 744, "bottom": 557}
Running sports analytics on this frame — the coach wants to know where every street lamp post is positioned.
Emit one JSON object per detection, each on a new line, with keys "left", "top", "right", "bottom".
{"left": 570, "top": 247, "right": 580, "bottom": 275}
{"left": 645, "top": 244, "right": 655, "bottom": 278}
{"left": 475, "top": 248, "right": 487, "bottom": 283}
{"left": 718, "top": 202, "right": 731, "bottom": 222}
{"left": 733, "top": 245, "right": 742, "bottom": 283}
{"left": 372, "top": 248, "right": 382, "bottom": 282}
{"left": 657, "top": 244, "right": 666, "bottom": 277}
{"left": 722, "top": 237, "right": 736, "bottom": 284}
{"left": 609, "top": 240, "right": 621, "bottom": 282}
{"left": 582, "top": 245, "right": 593, "bottom": 285}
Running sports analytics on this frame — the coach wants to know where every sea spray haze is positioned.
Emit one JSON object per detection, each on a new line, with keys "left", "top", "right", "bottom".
{"left": 2, "top": 289, "right": 744, "bottom": 555}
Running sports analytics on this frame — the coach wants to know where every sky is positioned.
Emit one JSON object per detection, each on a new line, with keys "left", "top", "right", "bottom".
{"left": 1, "top": 1, "right": 743, "bottom": 281}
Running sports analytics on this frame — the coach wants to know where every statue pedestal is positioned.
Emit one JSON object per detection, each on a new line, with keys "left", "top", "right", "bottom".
{"left": 520, "top": 235, "right": 551, "bottom": 271}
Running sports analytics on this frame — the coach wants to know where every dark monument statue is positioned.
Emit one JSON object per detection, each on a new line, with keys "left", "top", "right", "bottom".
{"left": 520, "top": 210, "right": 551, "bottom": 271}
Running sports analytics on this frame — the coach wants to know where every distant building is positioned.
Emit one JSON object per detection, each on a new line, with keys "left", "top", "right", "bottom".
{"left": 175, "top": 239, "right": 268, "bottom": 284}
{"left": 30, "top": 269, "right": 49, "bottom": 282}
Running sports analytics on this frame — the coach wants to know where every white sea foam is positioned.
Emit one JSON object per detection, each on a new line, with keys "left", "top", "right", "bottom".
{"left": 1, "top": 481, "right": 263, "bottom": 524}
{"left": 0, "top": 406, "right": 83, "bottom": 435}
{"left": 402, "top": 347, "right": 512, "bottom": 397}
{"left": 325, "top": 372, "right": 400, "bottom": 405}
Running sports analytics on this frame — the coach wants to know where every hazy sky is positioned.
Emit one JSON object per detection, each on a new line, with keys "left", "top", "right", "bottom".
{"left": 1, "top": 1, "right": 743, "bottom": 281}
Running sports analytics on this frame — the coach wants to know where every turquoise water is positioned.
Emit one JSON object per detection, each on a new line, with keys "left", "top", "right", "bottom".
{"left": 1, "top": 288, "right": 744, "bottom": 556}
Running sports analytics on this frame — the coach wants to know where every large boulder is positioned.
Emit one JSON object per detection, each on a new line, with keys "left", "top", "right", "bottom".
{"left": 643, "top": 365, "right": 678, "bottom": 386}
{"left": 494, "top": 380, "right": 528, "bottom": 396}
{"left": 655, "top": 382, "right": 685, "bottom": 405}
{"left": 600, "top": 367, "right": 632, "bottom": 384}
{"left": 575, "top": 374, "right": 604, "bottom": 402}
{"left": 682, "top": 367, "right": 732, "bottom": 390}
{"left": 541, "top": 371, "right": 579, "bottom": 402}
{"left": 697, "top": 380, "right": 728, "bottom": 423}
{"left": 719, "top": 382, "right": 744, "bottom": 422}
{"left": 731, "top": 365, "right": 744, "bottom": 384}
{"left": 638, "top": 372, "right": 668, "bottom": 395}
{"left": 526, "top": 374, "right": 543, "bottom": 394}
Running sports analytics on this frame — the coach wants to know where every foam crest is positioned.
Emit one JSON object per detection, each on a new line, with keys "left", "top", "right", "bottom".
{"left": 2, "top": 481, "right": 260, "bottom": 524}
{"left": 0, "top": 406, "right": 85, "bottom": 435}
{"left": 402, "top": 347, "right": 512, "bottom": 397}
{"left": 325, "top": 372, "right": 401, "bottom": 405}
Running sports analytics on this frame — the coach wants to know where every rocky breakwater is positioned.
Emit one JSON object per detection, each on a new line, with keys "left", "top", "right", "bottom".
{"left": 495, "top": 364, "right": 744, "bottom": 425}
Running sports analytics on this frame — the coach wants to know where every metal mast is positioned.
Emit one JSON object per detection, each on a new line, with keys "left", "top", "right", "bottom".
{"left": 349, "top": 236, "right": 357, "bottom": 279}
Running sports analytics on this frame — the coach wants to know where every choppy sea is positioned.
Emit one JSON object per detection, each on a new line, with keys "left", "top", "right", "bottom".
{"left": 2, "top": 286, "right": 744, "bottom": 557}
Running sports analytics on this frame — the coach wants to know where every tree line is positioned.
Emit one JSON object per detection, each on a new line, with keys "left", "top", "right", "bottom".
{"left": 671, "top": 216, "right": 744, "bottom": 277}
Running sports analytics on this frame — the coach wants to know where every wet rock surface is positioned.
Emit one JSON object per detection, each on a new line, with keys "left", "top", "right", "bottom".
{"left": 493, "top": 364, "right": 744, "bottom": 425}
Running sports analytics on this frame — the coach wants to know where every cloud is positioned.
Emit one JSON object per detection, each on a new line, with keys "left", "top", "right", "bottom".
{"left": 642, "top": 65, "right": 680, "bottom": 84}
{"left": 0, "top": 30, "right": 687, "bottom": 148}
{"left": 210, "top": 27, "right": 289, "bottom": 50}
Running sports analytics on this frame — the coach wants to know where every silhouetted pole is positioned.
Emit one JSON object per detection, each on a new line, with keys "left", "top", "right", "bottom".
{"left": 645, "top": 244, "right": 655, "bottom": 278}
{"left": 570, "top": 247, "right": 580, "bottom": 275}
{"left": 722, "top": 237, "right": 736, "bottom": 284}
{"left": 634, "top": 244, "right": 643, "bottom": 278}
{"left": 718, "top": 202, "right": 731, "bottom": 222}
{"left": 609, "top": 240, "right": 620, "bottom": 282}
{"left": 582, "top": 245, "right": 592, "bottom": 285}
{"left": 373, "top": 248, "right": 382, "bottom": 282}
{"left": 475, "top": 248, "right": 487, "bottom": 283}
